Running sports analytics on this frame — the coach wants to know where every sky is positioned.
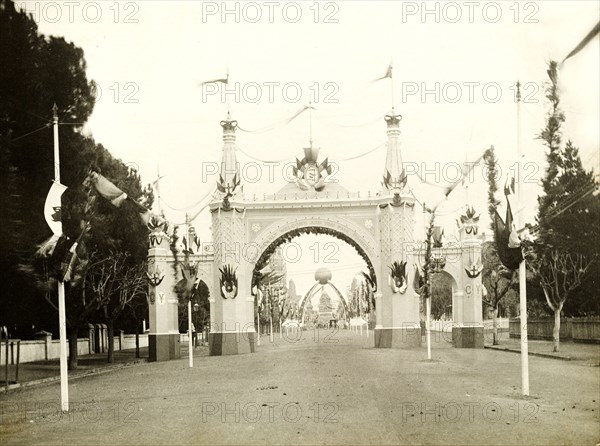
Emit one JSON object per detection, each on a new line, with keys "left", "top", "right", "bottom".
{"left": 20, "top": 0, "right": 600, "bottom": 295}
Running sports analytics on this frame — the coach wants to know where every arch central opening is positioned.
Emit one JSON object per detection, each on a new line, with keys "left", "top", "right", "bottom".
{"left": 251, "top": 227, "right": 378, "bottom": 336}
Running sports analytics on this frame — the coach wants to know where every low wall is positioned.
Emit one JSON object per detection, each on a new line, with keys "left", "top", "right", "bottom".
{"left": 509, "top": 317, "right": 600, "bottom": 343}
{"left": 0, "top": 333, "right": 149, "bottom": 365}
{"left": 424, "top": 319, "right": 510, "bottom": 333}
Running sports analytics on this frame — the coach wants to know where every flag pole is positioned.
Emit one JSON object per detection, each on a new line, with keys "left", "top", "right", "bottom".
{"left": 53, "top": 104, "right": 69, "bottom": 412}
{"left": 516, "top": 81, "right": 530, "bottom": 396}
{"left": 269, "top": 284, "right": 274, "bottom": 343}
{"left": 309, "top": 100, "right": 313, "bottom": 148}
{"left": 185, "top": 213, "right": 193, "bottom": 368}
{"left": 256, "top": 289, "right": 261, "bottom": 346}
{"left": 390, "top": 59, "right": 395, "bottom": 113}
{"left": 156, "top": 165, "right": 162, "bottom": 214}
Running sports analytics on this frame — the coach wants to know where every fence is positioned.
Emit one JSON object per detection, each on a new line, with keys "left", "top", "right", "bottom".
{"left": 0, "top": 330, "right": 150, "bottom": 366}
{"left": 509, "top": 317, "right": 600, "bottom": 343}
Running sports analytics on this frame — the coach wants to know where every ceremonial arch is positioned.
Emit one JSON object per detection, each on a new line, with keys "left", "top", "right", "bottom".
{"left": 146, "top": 113, "right": 485, "bottom": 360}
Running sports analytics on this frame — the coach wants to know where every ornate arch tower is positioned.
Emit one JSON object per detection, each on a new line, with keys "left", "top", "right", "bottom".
{"left": 374, "top": 112, "right": 422, "bottom": 348}
{"left": 209, "top": 115, "right": 256, "bottom": 355}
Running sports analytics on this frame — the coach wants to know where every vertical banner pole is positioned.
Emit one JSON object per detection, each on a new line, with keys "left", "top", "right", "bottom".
{"left": 269, "top": 285, "right": 274, "bottom": 343}
{"left": 53, "top": 104, "right": 69, "bottom": 412}
{"left": 516, "top": 82, "right": 530, "bottom": 396}
{"left": 185, "top": 214, "right": 193, "bottom": 368}
{"left": 256, "top": 290, "right": 261, "bottom": 347}
{"left": 426, "top": 296, "right": 432, "bottom": 360}
{"left": 187, "top": 299, "right": 193, "bottom": 368}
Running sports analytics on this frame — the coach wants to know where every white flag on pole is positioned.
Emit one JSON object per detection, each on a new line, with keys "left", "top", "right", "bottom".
{"left": 44, "top": 181, "right": 67, "bottom": 236}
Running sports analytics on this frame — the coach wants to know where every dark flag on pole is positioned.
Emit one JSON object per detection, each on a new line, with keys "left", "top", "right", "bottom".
{"left": 494, "top": 199, "right": 523, "bottom": 270}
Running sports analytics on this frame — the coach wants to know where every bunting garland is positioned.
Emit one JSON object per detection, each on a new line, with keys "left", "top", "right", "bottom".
{"left": 237, "top": 105, "right": 312, "bottom": 134}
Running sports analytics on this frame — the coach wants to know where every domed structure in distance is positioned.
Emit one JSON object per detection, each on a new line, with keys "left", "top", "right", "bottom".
{"left": 315, "top": 267, "right": 332, "bottom": 285}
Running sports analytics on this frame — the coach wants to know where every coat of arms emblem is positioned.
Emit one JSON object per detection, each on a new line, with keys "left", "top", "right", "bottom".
{"left": 293, "top": 146, "right": 332, "bottom": 191}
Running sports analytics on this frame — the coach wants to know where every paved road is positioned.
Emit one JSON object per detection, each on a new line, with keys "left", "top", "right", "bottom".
{"left": 1, "top": 330, "right": 598, "bottom": 445}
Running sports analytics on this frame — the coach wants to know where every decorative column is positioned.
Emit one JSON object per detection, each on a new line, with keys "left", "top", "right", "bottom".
{"left": 374, "top": 113, "right": 421, "bottom": 348}
{"left": 453, "top": 207, "right": 484, "bottom": 348}
{"left": 147, "top": 215, "right": 180, "bottom": 361}
{"left": 209, "top": 116, "right": 256, "bottom": 355}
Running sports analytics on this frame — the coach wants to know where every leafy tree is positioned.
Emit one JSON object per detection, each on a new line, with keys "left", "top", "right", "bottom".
{"left": 125, "top": 286, "right": 149, "bottom": 357}
{"left": 430, "top": 273, "right": 452, "bottom": 320}
{"left": 191, "top": 281, "right": 210, "bottom": 342}
{"left": 532, "top": 61, "right": 598, "bottom": 351}
{"left": 88, "top": 251, "right": 146, "bottom": 363}
{"left": 481, "top": 242, "right": 517, "bottom": 344}
{"left": 481, "top": 146, "right": 517, "bottom": 344}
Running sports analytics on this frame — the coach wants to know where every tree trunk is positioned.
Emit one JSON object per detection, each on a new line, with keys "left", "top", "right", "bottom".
{"left": 135, "top": 321, "right": 140, "bottom": 359}
{"left": 107, "top": 320, "right": 115, "bottom": 363}
{"left": 492, "top": 306, "right": 499, "bottom": 345}
{"left": 68, "top": 328, "right": 79, "bottom": 371}
{"left": 553, "top": 308, "right": 561, "bottom": 352}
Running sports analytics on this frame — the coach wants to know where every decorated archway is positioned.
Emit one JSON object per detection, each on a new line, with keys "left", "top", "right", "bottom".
{"left": 146, "top": 112, "right": 485, "bottom": 359}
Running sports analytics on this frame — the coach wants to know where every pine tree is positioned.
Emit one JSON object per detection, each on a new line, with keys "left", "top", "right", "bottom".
{"left": 0, "top": 0, "right": 153, "bottom": 367}
{"left": 531, "top": 61, "right": 598, "bottom": 351}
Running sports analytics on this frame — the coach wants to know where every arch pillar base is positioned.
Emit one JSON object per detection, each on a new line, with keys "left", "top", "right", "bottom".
{"left": 149, "top": 333, "right": 181, "bottom": 362}
{"left": 452, "top": 325, "right": 484, "bottom": 348}
{"left": 374, "top": 327, "right": 422, "bottom": 349}
{"left": 209, "top": 332, "right": 257, "bottom": 356}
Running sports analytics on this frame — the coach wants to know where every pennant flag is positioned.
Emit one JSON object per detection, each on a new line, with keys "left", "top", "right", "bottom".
{"left": 415, "top": 151, "right": 485, "bottom": 204}
{"left": 372, "top": 63, "right": 393, "bottom": 82}
{"left": 44, "top": 181, "right": 67, "bottom": 236}
{"left": 504, "top": 176, "right": 516, "bottom": 196}
{"left": 175, "top": 263, "right": 198, "bottom": 301}
{"left": 61, "top": 225, "right": 89, "bottom": 283}
{"left": 494, "top": 200, "right": 523, "bottom": 270}
{"left": 432, "top": 226, "right": 444, "bottom": 247}
{"left": 561, "top": 20, "right": 600, "bottom": 65}
{"left": 45, "top": 234, "right": 70, "bottom": 274}
{"left": 412, "top": 265, "right": 425, "bottom": 295}
{"left": 36, "top": 235, "right": 61, "bottom": 258}
{"left": 87, "top": 171, "right": 128, "bottom": 207}
{"left": 38, "top": 181, "right": 68, "bottom": 258}
{"left": 61, "top": 243, "right": 79, "bottom": 283}
{"left": 86, "top": 170, "right": 151, "bottom": 223}
{"left": 200, "top": 74, "right": 229, "bottom": 85}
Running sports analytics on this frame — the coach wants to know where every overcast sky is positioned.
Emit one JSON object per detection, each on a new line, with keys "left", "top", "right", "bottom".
{"left": 21, "top": 1, "right": 599, "bottom": 295}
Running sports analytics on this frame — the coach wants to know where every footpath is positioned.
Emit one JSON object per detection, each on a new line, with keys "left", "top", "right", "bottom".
{"left": 0, "top": 347, "right": 154, "bottom": 393}
{"left": 485, "top": 336, "right": 599, "bottom": 363}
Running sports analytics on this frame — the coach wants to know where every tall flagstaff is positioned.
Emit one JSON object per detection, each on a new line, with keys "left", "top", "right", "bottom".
{"left": 53, "top": 104, "right": 69, "bottom": 412}
{"left": 390, "top": 59, "right": 395, "bottom": 112}
{"left": 185, "top": 213, "right": 193, "bottom": 368}
{"left": 516, "top": 82, "right": 530, "bottom": 396}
